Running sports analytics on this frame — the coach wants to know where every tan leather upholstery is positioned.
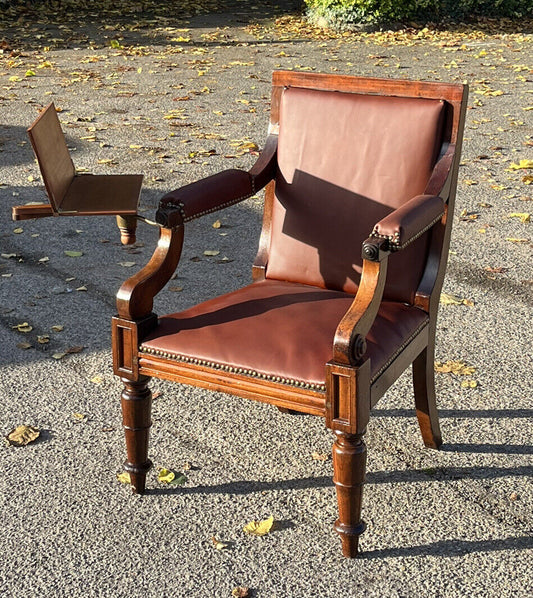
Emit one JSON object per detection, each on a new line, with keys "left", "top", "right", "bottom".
{"left": 141, "top": 280, "right": 428, "bottom": 389}
{"left": 266, "top": 87, "right": 444, "bottom": 303}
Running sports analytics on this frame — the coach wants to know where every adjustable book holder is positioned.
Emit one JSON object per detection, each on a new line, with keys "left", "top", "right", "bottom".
{"left": 12, "top": 103, "right": 143, "bottom": 244}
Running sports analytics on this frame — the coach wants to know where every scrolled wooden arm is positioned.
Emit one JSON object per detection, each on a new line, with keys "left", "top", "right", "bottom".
{"left": 116, "top": 226, "right": 184, "bottom": 320}
{"left": 333, "top": 238, "right": 389, "bottom": 367}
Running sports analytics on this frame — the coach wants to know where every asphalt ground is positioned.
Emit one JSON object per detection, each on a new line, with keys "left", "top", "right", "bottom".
{"left": 0, "top": 2, "right": 532, "bottom": 596}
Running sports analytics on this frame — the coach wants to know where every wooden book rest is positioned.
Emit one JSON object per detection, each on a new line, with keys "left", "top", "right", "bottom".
{"left": 12, "top": 103, "right": 143, "bottom": 244}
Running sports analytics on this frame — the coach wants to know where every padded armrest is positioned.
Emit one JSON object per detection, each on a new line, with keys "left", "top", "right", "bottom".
{"left": 370, "top": 194, "right": 445, "bottom": 251}
{"left": 156, "top": 169, "right": 254, "bottom": 228}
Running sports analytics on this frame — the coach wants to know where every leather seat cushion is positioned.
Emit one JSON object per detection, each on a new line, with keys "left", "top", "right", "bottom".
{"left": 140, "top": 280, "right": 428, "bottom": 390}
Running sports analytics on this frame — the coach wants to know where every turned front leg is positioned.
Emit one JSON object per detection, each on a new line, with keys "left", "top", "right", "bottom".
{"left": 332, "top": 431, "right": 367, "bottom": 557}
{"left": 121, "top": 376, "right": 152, "bottom": 494}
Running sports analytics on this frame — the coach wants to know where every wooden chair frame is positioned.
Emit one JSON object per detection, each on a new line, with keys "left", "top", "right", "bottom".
{"left": 112, "top": 72, "right": 467, "bottom": 557}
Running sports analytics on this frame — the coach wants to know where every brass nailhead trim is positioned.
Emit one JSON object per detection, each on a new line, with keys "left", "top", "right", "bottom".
{"left": 139, "top": 346, "right": 326, "bottom": 392}
{"left": 370, "top": 212, "right": 443, "bottom": 251}
{"left": 164, "top": 179, "right": 256, "bottom": 224}
{"left": 370, "top": 320, "right": 429, "bottom": 383}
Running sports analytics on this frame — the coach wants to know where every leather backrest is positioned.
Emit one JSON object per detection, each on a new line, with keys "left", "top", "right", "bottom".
{"left": 266, "top": 86, "right": 444, "bottom": 303}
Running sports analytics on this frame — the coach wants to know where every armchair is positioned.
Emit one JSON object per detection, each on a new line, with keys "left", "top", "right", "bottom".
{"left": 112, "top": 71, "right": 467, "bottom": 557}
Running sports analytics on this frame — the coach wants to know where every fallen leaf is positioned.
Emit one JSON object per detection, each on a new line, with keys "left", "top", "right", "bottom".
{"left": 119, "top": 261, "right": 136, "bottom": 267}
{"left": 37, "top": 335, "right": 50, "bottom": 344}
{"left": 51, "top": 325, "right": 64, "bottom": 332}
{"left": 39, "top": 256, "right": 49, "bottom": 263}
{"left": 64, "top": 250, "right": 83, "bottom": 257}
{"left": 440, "top": 293, "right": 474, "bottom": 307}
{"left": 461, "top": 379, "right": 478, "bottom": 388}
{"left": 13, "top": 228, "right": 23, "bottom": 234}
{"left": 509, "top": 491, "right": 519, "bottom": 501}
{"left": 435, "top": 360, "right": 476, "bottom": 376}
{"left": 203, "top": 250, "right": 220, "bottom": 256}
{"left": 1, "top": 253, "right": 17, "bottom": 259}
{"left": 243, "top": 515, "right": 274, "bottom": 536}
{"left": 90, "top": 375, "right": 103, "bottom": 384}
{"left": 117, "top": 472, "right": 131, "bottom": 484}
{"left": 67, "top": 346, "right": 84, "bottom": 354}
{"left": 168, "top": 286, "right": 183, "bottom": 292}
{"left": 17, "top": 342, "right": 33, "bottom": 350}
{"left": 76, "top": 286, "right": 88, "bottom": 292}
{"left": 506, "top": 237, "right": 529, "bottom": 243}
{"left": 508, "top": 212, "right": 530, "bottom": 223}
{"left": 72, "top": 413, "right": 86, "bottom": 420}
{"left": 508, "top": 159, "right": 533, "bottom": 170}
{"left": 12, "top": 322, "right": 33, "bottom": 333}
{"left": 485, "top": 266, "right": 508, "bottom": 274}
{"left": 52, "top": 352, "right": 67, "bottom": 360}
{"left": 170, "top": 473, "right": 188, "bottom": 486}
{"left": 211, "top": 536, "right": 229, "bottom": 550}
{"left": 311, "top": 451, "right": 330, "bottom": 461}
{"left": 6, "top": 425, "right": 40, "bottom": 446}
{"left": 158, "top": 468, "right": 175, "bottom": 483}
{"left": 212, "top": 219, "right": 222, "bottom": 229}
{"left": 232, "top": 588, "right": 249, "bottom": 598}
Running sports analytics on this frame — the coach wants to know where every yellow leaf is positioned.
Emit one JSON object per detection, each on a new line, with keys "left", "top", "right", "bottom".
{"left": 117, "top": 472, "right": 131, "bottom": 484}
{"left": 52, "top": 352, "right": 67, "bottom": 360}
{"left": 158, "top": 468, "right": 175, "bottom": 483}
{"left": 435, "top": 361, "right": 476, "bottom": 376}
{"left": 243, "top": 515, "right": 274, "bottom": 536}
{"left": 25, "top": 70, "right": 36, "bottom": 77}
{"left": 119, "top": 261, "right": 136, "bottom": 267}
{"left": 508, "top": 212, "right": 530, "bottom": 223}
{"left": 212, "top": 220, "right": 222, "bottom": 229}
{"left": 506, "top": 237, "right": 529, "bottom": 243}
{"left": 72, "top": 413, "right": 86, "bottom": 420}
{"left": 6, "top": 425, "right": 40, "bottom": 446}
{"left": 232, "top": 588, "right": 249, "bottom": 598}
{"left": 461, "top": 379, "right": 478, "bottom": 388}
{"left": 12, "top": 322, "right": 33, "bottom": 333}
{"left": 440, "top": 293, "right": 474, "bottom": 306}
{"left": 523, "top": 175, "right": 533, "bottom": 185}
{"left": 508, "top": 159, "right": 533, "bottom": 170}
{"left": 90, "top": 375, "right": 103, "bottom": 384}
{"left": 13, "top": 227, "right": 23, "bottom": 234}
{"left": 37, "top": 335, "right": 50, "bottom": 344}
{"left": 64, "top": 250, "right": 83, "bottom": 257}
{"left": 203, "top": 250, "right": 220, "bottom": 256}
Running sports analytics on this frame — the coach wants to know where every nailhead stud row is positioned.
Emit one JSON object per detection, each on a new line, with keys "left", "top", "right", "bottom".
{"left": 140, "top": 346, "right": 326, "bottom": 391}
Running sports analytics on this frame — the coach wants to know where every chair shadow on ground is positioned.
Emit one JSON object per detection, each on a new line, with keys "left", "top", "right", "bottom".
{"left": 146, "top": 400, "right": 532, "bottom": 558}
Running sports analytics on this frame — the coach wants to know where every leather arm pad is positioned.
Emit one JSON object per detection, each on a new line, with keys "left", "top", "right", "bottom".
{"left": 370, "top": 194, "right": 445, "bottom": 251}
{"left": 156, "top": 169, "right": 254, "bottom": 228}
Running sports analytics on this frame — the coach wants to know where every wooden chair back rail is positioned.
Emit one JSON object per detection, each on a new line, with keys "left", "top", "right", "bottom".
{"left": 111, "top": 71, "right": 468, "bottom": 558}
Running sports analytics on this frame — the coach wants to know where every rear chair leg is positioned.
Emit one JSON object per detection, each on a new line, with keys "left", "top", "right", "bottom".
{"left": 332, "top": 431, "right": 367, "bottom": 557}
{"left": 121, "top": 376, "right": 153, "bottom": 493}
{"left": 413, "top": 346, "right": 442, "bottom": 449}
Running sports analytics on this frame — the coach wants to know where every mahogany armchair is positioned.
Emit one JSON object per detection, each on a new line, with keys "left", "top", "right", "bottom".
{"left": 112, "top": 71, "right": 467, "bottom": 557}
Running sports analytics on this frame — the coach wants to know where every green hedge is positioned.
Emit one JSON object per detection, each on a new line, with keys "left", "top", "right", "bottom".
{"left": 305, "top": 0, "right": 533, "bottom": 28}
